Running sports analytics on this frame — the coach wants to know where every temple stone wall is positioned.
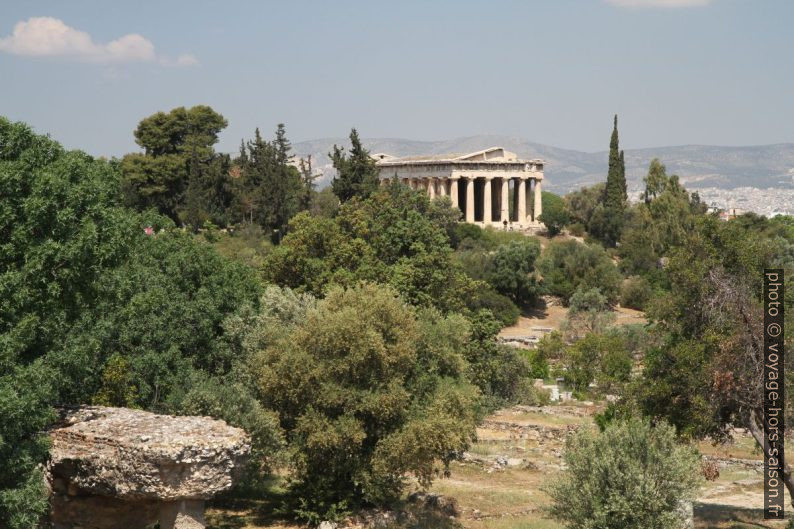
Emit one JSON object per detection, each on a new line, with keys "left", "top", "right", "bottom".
{"left": 374, "top": 147, "right": 546, "bottom": 230}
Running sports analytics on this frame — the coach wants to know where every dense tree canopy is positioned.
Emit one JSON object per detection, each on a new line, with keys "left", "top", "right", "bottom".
{"left": 255, "top": 284, "right": 478, "bottom": 519}
{"left": 264, "top": 182, "right": 478, "bottom": 313}
{"left": 537, "top": 239, "right": 622, "bottom": 304}
{"left": 121, "top": 106, "right": 231, "bottom": 228}
{"left": 537, "top": 191, "right": 569, "bottom": 236}
{"left": 330, "top": 128, "right": 380, "bottom": 203}
{"left": 234, "top": 125, "right": 305, "bottom": 240}
{"left": 0, "top": 117, "right": 139, "bottom": 527}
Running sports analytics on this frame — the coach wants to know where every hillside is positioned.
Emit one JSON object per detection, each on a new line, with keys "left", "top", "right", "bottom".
{"left": 293, "top": 136, "right": 794, "bottom": 196}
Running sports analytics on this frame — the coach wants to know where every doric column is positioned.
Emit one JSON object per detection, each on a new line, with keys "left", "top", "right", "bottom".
{"left": 465, "top": 177, "right": 475, "bottom": 223}
{"left": 533, "top": 178, "right": 542, "bottom": 223}
{"left": 517, "top": 177, "right": 527, "bottom": 224}
{"left": 450, "top": 177, "right": 459, "bottom": 210}
{"left": 438, "top": 179, "right": 447, "bottom": 197}
{"left": 428, "top": 178, "right": 436, "bottom": 199}
{"left": 483, "top": 177, "right": 492, "bottom": 224}
{"left": 500, "top": 178, "right": 509, "bottom": 223}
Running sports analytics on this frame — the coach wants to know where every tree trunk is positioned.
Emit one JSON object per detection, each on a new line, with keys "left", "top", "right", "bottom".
{"left": 748, "top": 409, "right": 794, "bottom": 507}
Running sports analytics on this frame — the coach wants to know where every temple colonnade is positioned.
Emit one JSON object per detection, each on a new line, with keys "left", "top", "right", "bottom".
{"left": 373, "top": 147, "right": 546, "bottom": 229}
{"left": 398, "top": 175, "right": 542, "bottom": 227}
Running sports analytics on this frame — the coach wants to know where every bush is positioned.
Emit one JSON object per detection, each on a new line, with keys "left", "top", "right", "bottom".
{"left": 567, "top": 222, "right": 586, "bottom": 237}
{"left": 519, "top": 348, "right": 549, "bottom": 379}
{"left": 538, "top": 191, "right": 570, "bottom": 237}
{"left": 487, "top": 239, "right": 542, "bottom": 307}
{"left": 546, "top": 418, "right": 700, "bottom": 529}
{"left": 536, "top": 331, "right": 566, "bottom": 361}
{"left": 451, "top": 222, "right": 484, "bottom": 249}
{"left": 464, "top": 310, "right": 532, "bottom": 410}
{"left": 537, "top": 239, "right": 622, "bottom": 304}
{"left": 561, "top": 332, "right": 630, "bottom": 392}
{"left": 171, "top": 373, "right": 285, "bottom": 493}
{"left": 256, "top": 284, "right": 478, "bottom": 519}
{"left": 620, "top": 275, "right": 653, "bottom": 310}
{"left": 561, "top": 287, "right": 616, "bottom": 340}
{"left": 209, "top": 223, "right": 273, "bottom": 270}
{"left": 466, "top": 286, "right": 520, "bottom": 326}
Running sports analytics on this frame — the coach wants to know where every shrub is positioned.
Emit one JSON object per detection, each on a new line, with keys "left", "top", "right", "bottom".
{"left": 464, "top": 310, "right": 532, "bottom": 409}
{"left": 546, "top": 418, "right": 700, "bottom": 529}
{"left": 519, "top": 348, "right": 550, "bottom": 379}
{"left": 487, "top": 239, "right": 542, "bottom": 307}
{"left": 567, "top": 222, "right": 586, "bottom": 237}
{"left": 256, "top": 284, "right": 478, "bottom": 519}
{"left": 538, "top": 191, "right": 570, "bottom": 237}
{"left": 620, "top": 275, "right": 653, "bottom": 310}
{"left": 467, "top": 286, "right": 520, "bottom": 326}
{"left": 561, "top": 332, "right": 630, "bottom": 392}
{"left": 172, "top": 373, "right": 285, "bottom": 492}
{"left": 561, "top": 287, "right": 616, "bottom": 340}
{"left": 537, "top": 239, "right": 622, "bottom": 304}
{"left": 452, "top": 222, "right": 484, "bottom": 249}
{"left": 536, "top": 331, "right": 566, "bottom": 361}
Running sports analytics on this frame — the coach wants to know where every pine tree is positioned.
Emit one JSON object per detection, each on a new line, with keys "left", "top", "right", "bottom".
{"left": 234, "top": 126, "right": 303, "bottom": 241}
{"left": 330, "top": 128, "right": 380, "bottom": 202}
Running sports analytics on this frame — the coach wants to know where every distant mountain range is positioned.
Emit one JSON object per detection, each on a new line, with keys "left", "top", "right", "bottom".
{"left": 292, "top": 135, "right": 794, "bottom": 195}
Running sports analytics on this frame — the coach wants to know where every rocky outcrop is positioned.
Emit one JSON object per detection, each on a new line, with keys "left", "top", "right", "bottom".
{"left": 46, "top": 406, "right": 250, "bottom": 529}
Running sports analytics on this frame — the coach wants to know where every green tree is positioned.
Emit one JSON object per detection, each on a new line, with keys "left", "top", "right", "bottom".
{"left": 590, "top": 115, "right": 627, "bottom": 246}
{"left": 564, "top": 183, "right": 605, "bottom": 229}
{"left": 633, "top": 213, "right": 794, "bottom": 498}
{"left": 487, "top": 239, "right": 542, "bottom": 307}
{"left": 537, "top": 240, "right": 622, "bottom": 304}
{"left": 538, "top": 191, "right": 570, "bottom": 236}
{"left": 619, "top": 159, "right": 705, "bottom": 285}
{"left": 546, "top": 418, "right": 700, "bottom": 529}
{"left": 0, "top": 117, "right": 139, "bottom": 527}
{"left": 604, "top": 114, "right": 627, "bottom": 208}
{"left": 256, "top": 284, "right": 478, "bottom": 519}
{"left": 121, "top": 106, "right": 231, "bottom": 228}
{"left": 235, "top": 125, "right": 304, "bottom": 240}
{"left": 264, "top": 182, "right": 478, "bottom": 313}
{"left": 463, "top": 310, "right": 533, "bottom": 408}
{"left": 56, "top": 230, "right": 263, "bottom": 408}
{"left": 330, "top": 128, "right": 380, "bottom": 202}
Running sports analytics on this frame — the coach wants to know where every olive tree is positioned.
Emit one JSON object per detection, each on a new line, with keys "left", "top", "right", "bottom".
{"left": 546, "top": 418, "right": 700, "bottom": 529}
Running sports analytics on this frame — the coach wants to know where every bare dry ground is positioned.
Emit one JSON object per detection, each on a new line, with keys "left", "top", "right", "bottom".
{"left": 207, "top": 404, "right": 787, "bottom": 529}
{"left": 498, "top": 304, "right": 646, "bottom": 339}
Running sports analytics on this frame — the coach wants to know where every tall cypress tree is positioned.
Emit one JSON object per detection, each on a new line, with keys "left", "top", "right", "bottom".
{"left": 604, "top": 115, "right": 627, "bottom": 209}
{"left": 589, "top": 115, "right": 627, "bottom": 247}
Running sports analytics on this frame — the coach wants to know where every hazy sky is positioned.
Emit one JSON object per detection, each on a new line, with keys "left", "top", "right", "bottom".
{"left": 1, "top": 0, "right": 792, "bottom": 156}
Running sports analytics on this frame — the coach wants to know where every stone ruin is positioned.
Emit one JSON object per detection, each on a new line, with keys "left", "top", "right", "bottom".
{"left": 46, "top": 406, "right": 250, "bottom": 529}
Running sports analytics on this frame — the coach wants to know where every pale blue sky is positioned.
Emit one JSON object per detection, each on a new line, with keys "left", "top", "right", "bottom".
{"left": 1, "top": 0, "right": 792, "bottom": 156}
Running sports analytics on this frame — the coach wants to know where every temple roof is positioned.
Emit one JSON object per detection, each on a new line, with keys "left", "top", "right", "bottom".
{"left": 373, "top": 146, "right": 544, "bottom": 166}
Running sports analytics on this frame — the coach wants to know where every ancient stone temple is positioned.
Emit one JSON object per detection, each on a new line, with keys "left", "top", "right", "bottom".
{"left": 374, "top": 147, "right": 545, "bottom": 229}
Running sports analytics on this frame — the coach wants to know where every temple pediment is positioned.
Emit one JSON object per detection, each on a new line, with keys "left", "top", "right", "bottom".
{"left": 453, "top": 147, "right": 518, "bottom": 162}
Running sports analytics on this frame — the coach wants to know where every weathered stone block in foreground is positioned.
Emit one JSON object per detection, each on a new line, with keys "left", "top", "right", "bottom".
{"left": 46, "top": 406, "right": 250, "bottom": 529}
